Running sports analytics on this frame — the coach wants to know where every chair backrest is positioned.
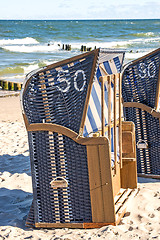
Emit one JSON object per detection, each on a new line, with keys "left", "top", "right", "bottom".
{"left": 122, "top": 48, "right": 160, "bottom": 109}
{"left": 22, "top": 49, "right": 99, "bottom": 133}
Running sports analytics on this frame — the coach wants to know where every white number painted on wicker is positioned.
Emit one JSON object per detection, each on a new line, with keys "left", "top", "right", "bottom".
{"left": 74, "top": 70, "right": 86, "bottom": 92}
{"left": 138, "top": 63, "right": 147, "bottom": 78}
{"left": 148, "top": 62, "right": 156, "bottom": 78}
{"left": 57, "top": 69, "right": 86, "bottom": 93}
{"left": 138, "top": 61, "right": 156, "bottom": 79}
{"left": 56, "top": 70, "right": 70, "bottom": 93}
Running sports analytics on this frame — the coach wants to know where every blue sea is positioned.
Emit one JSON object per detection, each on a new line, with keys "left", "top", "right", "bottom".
{"left": 0, "top": 19, "right": 160, "bottom": 83}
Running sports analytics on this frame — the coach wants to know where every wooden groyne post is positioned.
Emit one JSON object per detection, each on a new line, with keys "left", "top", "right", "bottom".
{"left": 0, "top": 80, "right": 22, "bottom": 91}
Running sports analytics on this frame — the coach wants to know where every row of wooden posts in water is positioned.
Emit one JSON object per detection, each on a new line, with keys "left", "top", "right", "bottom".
{"left": 62, "top": 44, "right": 94, "bottom": 52}
{"left": 0, "top": 80, "right": 22, "bottom": 91}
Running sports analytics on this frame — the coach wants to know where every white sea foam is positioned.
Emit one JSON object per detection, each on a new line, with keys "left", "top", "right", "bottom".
{"left": 125, "top": 51, "right": 150, "bottom": 61}
{"left": 130, "top": 37, "right": 160, "bottom": 43}
{"left": 2, "top": 43, "right": 62, "bottom": 53}
{"left": 70, "top": 41, "right": 126, "bottom": 49}
{"left": 23, "top": 64, "right": 40, "bottom": 74}
{"left": 1, "top": 36, "right": 160, "bottom": 53}
{"left": 67, "top": 37, "right": 160, "bottom": 49}
{"left": 0, "top": 60, "right": 58, "bottom": 83}
{"left": 1, "top": 75, "right": 25, "bottom": 83}
{"left": 59, "top": 37, "right": 160, "bottom": 50}
{"left": 0, "top": 37, "right": 39, "bottom": 45}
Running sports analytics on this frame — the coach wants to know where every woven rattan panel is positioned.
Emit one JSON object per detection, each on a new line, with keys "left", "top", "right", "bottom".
{"left": 23, "top": 53, "right": 96, "bottom": 133}
{"left": 124, "top": 107, "right": 160, "bottom": 175}
{"left": 28, "top": 131, "right": 92, "bottom": 224}
{"left": 122, "top": 50, "right": 160, "bottom": 108}
{"left": 26, "top": 201, "right": 35, "bottom": 226}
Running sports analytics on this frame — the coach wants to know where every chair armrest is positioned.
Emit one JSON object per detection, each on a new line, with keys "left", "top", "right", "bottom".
{"left": 27, "top": 122, "right": 108, "bottom": 146}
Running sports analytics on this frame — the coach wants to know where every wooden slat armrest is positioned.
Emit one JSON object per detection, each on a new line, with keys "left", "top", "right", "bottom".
{"left": 27, "top": 122, "right": 109, "bottom": 146}
{"left": 123, "top": 102, "right": 160, "bottom": 118}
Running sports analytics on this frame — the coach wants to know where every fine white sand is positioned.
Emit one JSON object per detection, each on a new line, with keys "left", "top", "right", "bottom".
{"left": 0, "top": 95, "right": 160, "bottom": 240}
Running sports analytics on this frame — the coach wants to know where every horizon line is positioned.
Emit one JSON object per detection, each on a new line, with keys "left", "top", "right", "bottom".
{"left": 0, "top": 18, "right": 160, "bottom": 21}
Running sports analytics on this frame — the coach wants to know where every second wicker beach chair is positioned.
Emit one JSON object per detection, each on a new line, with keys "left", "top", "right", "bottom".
{"left": 122, "top": 48, "right": 160, "bottom": 177}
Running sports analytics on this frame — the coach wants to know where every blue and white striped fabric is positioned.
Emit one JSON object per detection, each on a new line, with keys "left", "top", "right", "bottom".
{"left": 83, "top": 50, "right": 125, "bottom": 137}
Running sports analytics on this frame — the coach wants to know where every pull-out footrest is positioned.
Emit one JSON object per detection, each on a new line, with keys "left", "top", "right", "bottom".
{"left": 115, "top": 188, "right": 138, "bottom": 224}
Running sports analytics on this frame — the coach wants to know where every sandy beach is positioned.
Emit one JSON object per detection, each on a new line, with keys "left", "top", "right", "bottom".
{"left": 0, "top": 94, "right": 160, "bottom": 240}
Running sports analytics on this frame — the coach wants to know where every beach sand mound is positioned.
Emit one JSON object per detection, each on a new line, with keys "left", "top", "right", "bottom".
{"left": 0, "top": 95, "right": 160, "bottom": 240}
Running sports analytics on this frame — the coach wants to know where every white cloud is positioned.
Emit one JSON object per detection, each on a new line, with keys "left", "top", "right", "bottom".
{"left": 85, "top": 2, "right": 160, "bottom": 19}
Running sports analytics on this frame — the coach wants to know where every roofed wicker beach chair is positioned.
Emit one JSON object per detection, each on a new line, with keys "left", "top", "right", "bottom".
{"left": 21, "top": 48, "right": 137, "bottom": 228}
{"left": 122, "top": 48, "right": 160, "bottom": 177}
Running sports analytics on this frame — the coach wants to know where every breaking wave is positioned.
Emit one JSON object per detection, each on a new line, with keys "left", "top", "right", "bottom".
{"left": 0, "top": 37, "right": 39, "bottom": 45}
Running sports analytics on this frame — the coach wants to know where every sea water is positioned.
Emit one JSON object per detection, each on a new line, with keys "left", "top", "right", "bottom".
{"left": 0, "top": 19, "right": 159, "bottom": 83}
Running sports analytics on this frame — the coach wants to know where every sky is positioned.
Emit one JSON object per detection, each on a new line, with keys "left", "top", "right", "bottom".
{"left": 0, "top": 0, "right": 160, "bottom": 20}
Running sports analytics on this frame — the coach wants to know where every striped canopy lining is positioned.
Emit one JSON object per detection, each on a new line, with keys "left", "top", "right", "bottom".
{"left": 84, "top": 51, "right": 124, "bottom": 166}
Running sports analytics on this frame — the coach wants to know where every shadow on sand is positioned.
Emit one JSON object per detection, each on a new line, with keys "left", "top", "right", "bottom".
{"left": 0, "top": 154, "right": 31, "bottom": 176}
{"left": 0, "top": 187, "right": 32, "bottom": 229}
